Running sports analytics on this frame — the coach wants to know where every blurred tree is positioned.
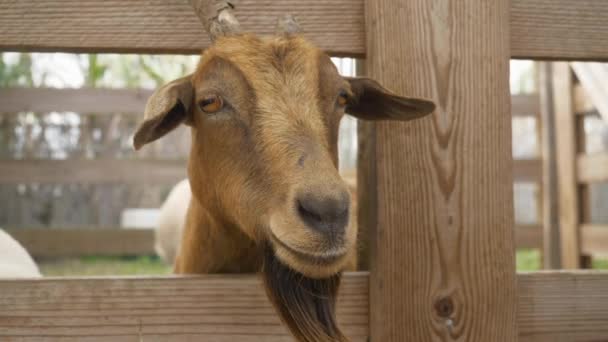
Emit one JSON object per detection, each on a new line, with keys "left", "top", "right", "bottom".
{"left": 0, "top": 53, "right": 35, "bottom": 87}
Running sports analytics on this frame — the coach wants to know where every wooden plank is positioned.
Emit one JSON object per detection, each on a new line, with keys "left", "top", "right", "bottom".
{"left": 0, "top": 273, "right": 369, "bottom": 341}
{"left": 515, "top": 224, "right": 543, "bottom": 249}
{"left": 578, "top": 153, "right": 608, "bottom": 184}
{"left": 517, "top": 271, "right": 608, "bottom": 341}
{"left": 514, "top": 159, "right": 542, "bottom": 183}
{"left": 538, "top": 62, "right": 561, "bottom": 269}
{"left": 0, "top": 159, "right": 186, "bottom": 184}
{"left": 0, "top": 88, "right": 152, "bottom": 114}
{"left": 511, "top": 0, "right": 608, "bottom": 61}
{"left": 511, "top": 94, "right": 540, "bottom": 117}
{"left": 2, "top": 1, "right": 608, "bottom": 60}
{"left": 581, "top": 225, "right": 608, "bottom": 256}
{"left": 365, "top": 0, "right": 517, "bottom": 341}
{"left": 5, "top": 228, "right": 155, "bottom": 258}
{"left": 0, "top": 272, "right": 607, "bottom": 341}
{"left": 553, "top": 63, "right": 581, "bottom": 269}
{"left": 0, "top": 0, "right": 365, "bottom": 57}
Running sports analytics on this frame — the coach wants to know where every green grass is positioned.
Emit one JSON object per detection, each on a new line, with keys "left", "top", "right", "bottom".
{"left": 516, "top": 249, "right": 608, "bottom": 271}
{"left": 39, "top": 256, "right": 171, "bottom": 277}
{"left": 516, "top": 249, "right": 542, "bottom": 271}
{"left": 37, "top": 251, "right": 607, "bottom": 277}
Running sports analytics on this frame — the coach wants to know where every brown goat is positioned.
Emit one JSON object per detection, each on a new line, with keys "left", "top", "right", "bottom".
{"left": 133, "top": 2, "right": 435, "bottom": 341}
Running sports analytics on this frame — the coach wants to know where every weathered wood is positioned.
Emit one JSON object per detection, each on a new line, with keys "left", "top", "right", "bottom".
{"left": 538, "top": 62, "right": 561, "bottom": 269}
{"left": 365, "top": 0, "right": 517, "bottom": 340}
{"left": 514, "top": 159, "right": 542, "bottom": 182}
{"left": 0, "top": 273, "right": 369, "bottom": 341}
{"left": 517, "top": 271, "right": 608, "bottom": 342}
{"left": 511, "top": 94, "right": 540, "bottom": 117}
{"left": 553, "top": 63, "right": 581, "bottom": 269}
{"left": 0, "top": 0, "right": 365, "bottom": 57}
{"left": 577, "top": 153, "right": 608, "bottom": 183}
{"left": 0, "top": 159, "right": 186, "bottom": 184}
{"left": 515, "top": 224, "right": 543, "bottom": 249}
{"left": 5, "top": 228, "right": 155, "bottom": 258}
{"left": 511, "top": 0, "right": 608, "bottom": 61}
{"left": 0, "top": 88, "right": 153, "bottom": 114}
{"left": 581, "top": 225, "right": 608, "bottom": 256}
{"left": 1, "top": 1, "right": 608, "bottom": 60}
{"left": 1, "top": 272, "right": 607, "bottom": 341}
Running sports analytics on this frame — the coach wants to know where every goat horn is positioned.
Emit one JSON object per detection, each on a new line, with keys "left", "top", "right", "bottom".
{"left": 189, "top": 0, "right": 241, "bottom": 41}
{"left": 275, "top": 14, "right": 301, "bottom": 36}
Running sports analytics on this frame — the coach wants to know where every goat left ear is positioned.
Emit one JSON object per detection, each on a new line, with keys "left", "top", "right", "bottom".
{"left": 345, "top": 77, "right": 435, "bottom": 121}
{"left": 133, "top": 75, "right": 193, "bottom": 150}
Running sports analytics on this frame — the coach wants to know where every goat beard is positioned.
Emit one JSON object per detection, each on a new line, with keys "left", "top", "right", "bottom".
{"left": 261, "top": 243, "right": 347, "bottom": 342}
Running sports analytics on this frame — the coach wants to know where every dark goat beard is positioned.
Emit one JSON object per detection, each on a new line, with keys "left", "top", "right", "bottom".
{"left": 261, "top": 243, "right": 347, "bottom": 342}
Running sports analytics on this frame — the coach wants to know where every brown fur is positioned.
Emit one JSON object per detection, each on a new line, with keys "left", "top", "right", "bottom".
{"left": 134, "top": 32, "right": 435, "bottom": 341}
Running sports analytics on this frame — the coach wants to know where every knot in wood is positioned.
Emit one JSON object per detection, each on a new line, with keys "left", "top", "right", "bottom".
{"left": 434, "top": 297, "right": 454, "bottom": 318}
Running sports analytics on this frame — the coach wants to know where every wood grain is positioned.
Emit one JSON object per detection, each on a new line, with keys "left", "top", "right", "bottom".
{"left": 581, "top": 224, "right": 608, "bottom": 256}
{"left": 0, "top": 273, "right": 369, "bottom": 341}
{"left": 512, "top": 94, "right": 540, "bottom": 117}
{"left": 0, "top": 0, "right": 364, "bottom": 57}
{"left": 577, "top": 153, "right": 608, "bottom": 183}
{"left": 1, "top": 0, "right": 608, "bottom": 60}
{"left": 511, "top": 0, "right": 608, "bottom": 61}
{"left": 517, "top": 271, "right": 608, "bottom": 342}
{"left": 5, "top": 229, "right": 155, "bottom": 258}
{"left": 1, "top": 272, "right": 607, "bottom": 341}
{"left": 364, "top": 0, "right": 517, "bottom": 340}
{"left": 0, "top": 88, "right": 153, "bottom": 114}
{"left": 0, "top": 159, "right": 186, "bottom": 184}
{"left": 553, "top": 63, "right": 581, "bottom": 269}
{"left": 538, "top": 62, "right": 561, "bottom": 269}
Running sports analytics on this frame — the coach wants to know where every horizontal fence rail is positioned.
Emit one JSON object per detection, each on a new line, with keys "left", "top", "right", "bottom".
{"left": 0, "top": 272, "right": 606, "bottom": 341}
{"left": 1, "top": 1, "right": 607, "bottom": 60}
{"left": 0, "top": 88, "right": 153, "bottom": 114}
{"left": 0, "top": 159, "right": 186, "bottom": 184}
{"left": 5, "top": 229, "right": 155, "bottom": 258}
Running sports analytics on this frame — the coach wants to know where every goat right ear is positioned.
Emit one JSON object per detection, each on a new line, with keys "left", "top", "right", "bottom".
{"left": 133, "top": 75, "right": 193, "bottom": 150}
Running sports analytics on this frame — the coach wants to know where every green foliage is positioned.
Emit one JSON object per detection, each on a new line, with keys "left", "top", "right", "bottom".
{"left": 0, "top": 53, "right": 35, "bottom": 87}
{"left": 39, "top": 255, "right": 171, "bottom": 276}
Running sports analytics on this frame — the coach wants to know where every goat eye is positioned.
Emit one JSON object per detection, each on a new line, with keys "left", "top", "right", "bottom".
{"left": 337, "top": 90, "right": 348, "bottom": 107}
{"left": 199, "top": 94, "right": 223, "bottom": 113}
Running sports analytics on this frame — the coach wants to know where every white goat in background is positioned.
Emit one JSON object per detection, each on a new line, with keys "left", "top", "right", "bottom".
{"left": 155, "top": 179, "right": 190, "bottom": 265}
{"left": 0, "top": 229, "right": 41, "bottom": 278}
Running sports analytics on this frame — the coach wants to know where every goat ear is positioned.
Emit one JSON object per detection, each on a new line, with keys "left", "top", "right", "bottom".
{"left": 133, "top": 75, "right": 193, "bottom": 150}
{"left": 345, "top": 77, "right": 435, "bottom": 121}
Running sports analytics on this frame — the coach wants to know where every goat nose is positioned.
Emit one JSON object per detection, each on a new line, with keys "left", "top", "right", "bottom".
{"left": 296, "top": 190, "right": 350, "bottom": 236}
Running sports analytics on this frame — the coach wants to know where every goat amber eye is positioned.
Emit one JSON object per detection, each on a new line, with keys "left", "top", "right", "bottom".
{"left": 337, "top": 91, "right": 348, "bottom": 107}
{"left": 199, "top": 95, "right": 223, "bottom": 113}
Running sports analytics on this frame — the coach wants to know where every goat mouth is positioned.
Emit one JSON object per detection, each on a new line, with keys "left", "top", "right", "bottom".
{"left": 269, "top": 231, "right": 347, "bottom": 266}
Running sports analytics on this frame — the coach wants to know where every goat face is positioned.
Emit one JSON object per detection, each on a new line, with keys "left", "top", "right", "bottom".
{"left": 133, "top": 34, "right": 434, "bottom": 279}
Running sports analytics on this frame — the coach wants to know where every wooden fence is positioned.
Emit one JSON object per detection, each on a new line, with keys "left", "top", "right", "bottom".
{"left": 1, "top": 0, "right": 608, "bottom": 341}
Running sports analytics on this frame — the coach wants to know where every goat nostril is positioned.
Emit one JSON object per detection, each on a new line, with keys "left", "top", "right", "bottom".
{"left": 296, "top": 193, "right": 349, "bottom": 234}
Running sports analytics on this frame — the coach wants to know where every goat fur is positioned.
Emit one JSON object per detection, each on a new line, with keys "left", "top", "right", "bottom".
{"left": 0, "top": 229, "right": 41, "bottom": 278}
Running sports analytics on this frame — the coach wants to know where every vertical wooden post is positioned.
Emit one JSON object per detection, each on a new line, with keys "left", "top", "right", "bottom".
{"left": 553, "top": 63, "right": 581, "bottom": 269}
{"left": 538, "top": 62, "right": 562, "bottom": 269}
{"left": 363, "top": 0, "right": 517, "bottom": 340}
